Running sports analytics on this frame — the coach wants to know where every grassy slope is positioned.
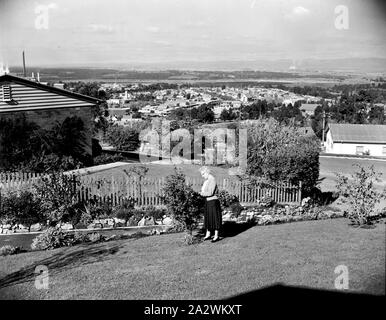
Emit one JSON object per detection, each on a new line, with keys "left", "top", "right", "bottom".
{"left": 0, "top": 218, "right": 384, "bottom": 299}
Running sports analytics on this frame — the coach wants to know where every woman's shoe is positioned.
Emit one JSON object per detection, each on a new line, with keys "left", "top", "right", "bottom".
{"left": 211, "top": 237, "right": 220, "bottom": 243}
{"left": 203, "top": 236, "right": 212, "bottom": 241}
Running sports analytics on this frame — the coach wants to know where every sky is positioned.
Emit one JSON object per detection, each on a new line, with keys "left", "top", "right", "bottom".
{"left": 0, "top": 0, "right": 385, "bottom": 68}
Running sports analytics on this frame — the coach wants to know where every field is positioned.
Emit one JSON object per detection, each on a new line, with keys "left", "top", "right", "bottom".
{"left": 0, "top": 218, "right": 384, "bottom": 299}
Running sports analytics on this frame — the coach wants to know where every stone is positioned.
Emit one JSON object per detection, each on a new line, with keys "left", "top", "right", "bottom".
{"left": 126, "top": 217, "right": 138, "bottom": 226}
{"left": 30, "top": 223, "right": 42, "bottom": 232}
{"left": 61, "top": 223, "right": 74, "bottom": 231}
{"left": 113, "top": 218, "right": 126, "bottom": 225}
{"left": 137, "top": 217, "right": 146, "bottom": 226}
{"left": 145, "top": 217, "right": 155, "bottom": 226}
{"left": 162, "top": 216, "right": 174, "bottom": 226}
{"left": 87, "top": 223, "right": 103, "bottom": 229}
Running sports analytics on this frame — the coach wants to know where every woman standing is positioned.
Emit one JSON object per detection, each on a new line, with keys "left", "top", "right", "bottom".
{"left": 199, "top": 166, "right": 222, "bottom": 242}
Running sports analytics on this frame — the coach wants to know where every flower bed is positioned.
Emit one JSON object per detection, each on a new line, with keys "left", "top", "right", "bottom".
{"left": 222, "top": 201, "right": 346, "bottom": 226}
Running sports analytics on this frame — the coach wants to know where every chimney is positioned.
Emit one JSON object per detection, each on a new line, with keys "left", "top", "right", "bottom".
{"left": 32, "top": 72, "right": 35, "bottom": 79}
{"left": 37, "top": 72, "right": 40, "bottom": 82}
{"left": 22, "top": 51, "right": 26, "bottom": 77}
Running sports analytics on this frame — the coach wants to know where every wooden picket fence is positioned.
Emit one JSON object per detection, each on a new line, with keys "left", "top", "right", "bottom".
{"left": 0, "top": 171, "right": 302, "bottom": 206}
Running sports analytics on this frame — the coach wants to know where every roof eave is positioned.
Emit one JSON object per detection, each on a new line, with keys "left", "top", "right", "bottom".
{"left": 0, "top": 74, "right": 103, "bottom": 104}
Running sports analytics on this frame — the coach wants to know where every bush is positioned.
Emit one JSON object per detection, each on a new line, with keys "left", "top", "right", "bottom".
{"left": 0, "top": 190, "right": 44, "bottom": 229}
{"left": 0, "top": 245, "right": 22, "bottom": 256}
{"left": 161, "top": 170, "right": 205, "bottom": 236}
{"left": 336, "top": 164, "right": 386, "bottom": 226}
{"left": 93, "top": 153, "right": 125, "bottom": 165}
{"left": 217, "top": 190, "right": 239, "bottom": 209}
{"left": 140, "top": 205, "right": 167, "bottom": 220}
{"left": 87, "top": 232, "right": 104, "bottom": 243}
{"left": 112, "top": 197, "right": 137, "bottom": 221}
{"left": 246, "top": 119, "right": 320, "bottom": 193}
{"left": 229, "top": 202, "right": 244, "bottom": 216}
{"left": 31, "top": 227, "right": 75, "bottom": 250}
{"left": 104, "top": 125, "right": 140, "bottom": 151}
{"left": 33, "top": 172, "right": 81, "bottom": 224}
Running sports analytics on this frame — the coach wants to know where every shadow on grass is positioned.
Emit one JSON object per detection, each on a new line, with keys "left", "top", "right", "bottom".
{"left": 0, "top": 236, "right": 140, "bottom": 290}
{"left": 196, "top": 220, "right": 257, "bottom": 239}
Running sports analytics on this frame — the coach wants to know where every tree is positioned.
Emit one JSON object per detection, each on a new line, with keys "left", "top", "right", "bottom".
{"left": 104, "top": 125, "right": 140, "bottom": 151}
{"left": 220, "top": 108, "right": 238, "bottom": 121}
{"left": 246, "top": 118, "right": 320, "bottom": 193}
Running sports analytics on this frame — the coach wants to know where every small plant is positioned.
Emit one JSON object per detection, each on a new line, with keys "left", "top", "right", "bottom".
{"left": 0, "top": 190, "right": 43, "bottom": 230}
{"left": 87, "top": 232, "right": 104, "bottom": 243}
{"left": 31, "top": 227, "right": 74, "bottom": 250}
{"left": 0, "top": 245, "right": 22, "bottom": 256}
{"left": 33, "top": 171, "right": 81, "bottom": 224}
{"left": 112, "top": 196, "right": 137, "bottom": 221}
{"left": 160, "top": 170, "right": 204, "bottom": 240}
{"left": 336, "top": 164, "right": 386, "bottom": 226}
{"left": 257, "top": 194, "right": 275, "bottom": 208}
{"left": 229, "top": 202, "right": 244, "bottom": 216}
{"left": 217, "top": 190, "right": 239, "bottom": 209}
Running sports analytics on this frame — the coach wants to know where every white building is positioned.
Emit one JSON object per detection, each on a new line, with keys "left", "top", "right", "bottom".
{"left": 325, "top": 123, "right": 386, "bottom": 157}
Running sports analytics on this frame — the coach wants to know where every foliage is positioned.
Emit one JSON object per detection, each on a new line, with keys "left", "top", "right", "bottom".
{"left": 31, "top": 227, "right": 76, "bottom": 250}
{"left": 0, "top": 245, "right": 22, "bottom": 256}
{"left": 0, "top": 114, "right": 91, "bottom": 172}
{"left": 217, "top": 190, "right": 239, "bottom": 208}
{"left": 140, "top": 205, "right": 167, "bottom": 220}
{"left": 0, "top": 190, "right": 44, "bottom": 229}
{"left": 33, "top": 172, "right": 81, "bottom": 224}
{"left": 93, "top": 153, "right": 125, "bottom": 165}
{"left": 335, "top": 164, "right": 386, "bottom": 226}
{"left": 104, "top": 125, "right": 140, "bottom": 151}
{"left": 161, "top": 170, "right": 205, "bottom": 235}
{"left": 112, "top": 197, "right": 137, "bottom": 221}
{"left": 229, "top": 202, "right": 244, "bottom": 216}
{"left": 245, "top": 118, "right": 320, "bottom": 193}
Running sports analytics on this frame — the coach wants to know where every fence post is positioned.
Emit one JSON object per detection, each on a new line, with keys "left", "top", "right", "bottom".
{"left": 298, "top": 181, "right": 302, "bottom": 205}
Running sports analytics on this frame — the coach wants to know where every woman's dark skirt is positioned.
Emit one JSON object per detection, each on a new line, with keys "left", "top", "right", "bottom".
{"left": 204, "top": 199, "right": 222, "bottom": 231}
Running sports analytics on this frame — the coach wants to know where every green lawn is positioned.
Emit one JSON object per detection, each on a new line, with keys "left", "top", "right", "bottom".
{"left": 0, "top": 218, "right": 384, "bottom": 299}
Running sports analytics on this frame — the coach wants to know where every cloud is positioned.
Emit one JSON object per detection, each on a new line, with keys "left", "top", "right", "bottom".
{"left": 284, "top": 6, "right": 311, "bottom": 20}
{"left": 292, "top": 6, "right": 310, "bottom": 16}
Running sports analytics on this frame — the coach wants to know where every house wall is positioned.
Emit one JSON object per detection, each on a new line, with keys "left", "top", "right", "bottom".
{"left": 0, "top": 106, "right": 94, "bottom": 163}
{"left": 325, "top": 130, "right": 386, "bottom": 156}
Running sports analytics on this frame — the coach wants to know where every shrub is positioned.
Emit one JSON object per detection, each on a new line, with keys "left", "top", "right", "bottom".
{"left": 87, "top": 232, "right": 104, "bottom": 243}
{"left": 217, "top": 190, "right": 239, "bottom": 209}
{"left": 0, "top": 245, "right": 22, "bottom": 256}
{"left": 245, "top": 119, "right": 320, "bottom": 193}
{"left": 33, "top": 171, "right": 81, "bottom": 224}
{"left": 104, "top": 125, "right": 140, "bottom": 151}
{"left": 140, "top": 205, "right": 167, "bottom": 220}
{"left": 229, "top": 202, "right": 244, "bottom": 216}
{"left": 336, "top": 164, "right": 386, "bottom": 226}
{"left": 112, "top": 197, "right": 137, "bottom": 221}
{"left": 0, "top": 190, "right": 44, "bottom": 229}
{"left": 31, "top": 227, "right": 75, "bottom": 250}
{"left": 161, "top": 170, "right": 205, "bottom": 236}
{"left": 93, "top": 153, "right": 125, "bottom": 165}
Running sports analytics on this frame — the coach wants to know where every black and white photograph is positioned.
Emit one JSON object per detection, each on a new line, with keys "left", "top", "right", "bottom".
{"left": 0, "top": 0, "right": 385, "bottom": 312}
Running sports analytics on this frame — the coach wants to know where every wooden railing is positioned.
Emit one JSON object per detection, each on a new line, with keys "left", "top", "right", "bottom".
{"left": 0, "top": 172, "right": 302, "bottom": 206}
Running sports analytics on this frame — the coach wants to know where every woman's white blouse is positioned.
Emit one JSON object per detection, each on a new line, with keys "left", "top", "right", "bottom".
{"left": 200, "top": 174, "right": 218, "bottom": 200}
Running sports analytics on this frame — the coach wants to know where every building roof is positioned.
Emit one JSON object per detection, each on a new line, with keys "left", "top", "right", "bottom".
{"left": 0, "top": 74, "right": 101, "bottom": 113}
{"left": 328, "top": 123, "right": 386, "bottom": 144}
